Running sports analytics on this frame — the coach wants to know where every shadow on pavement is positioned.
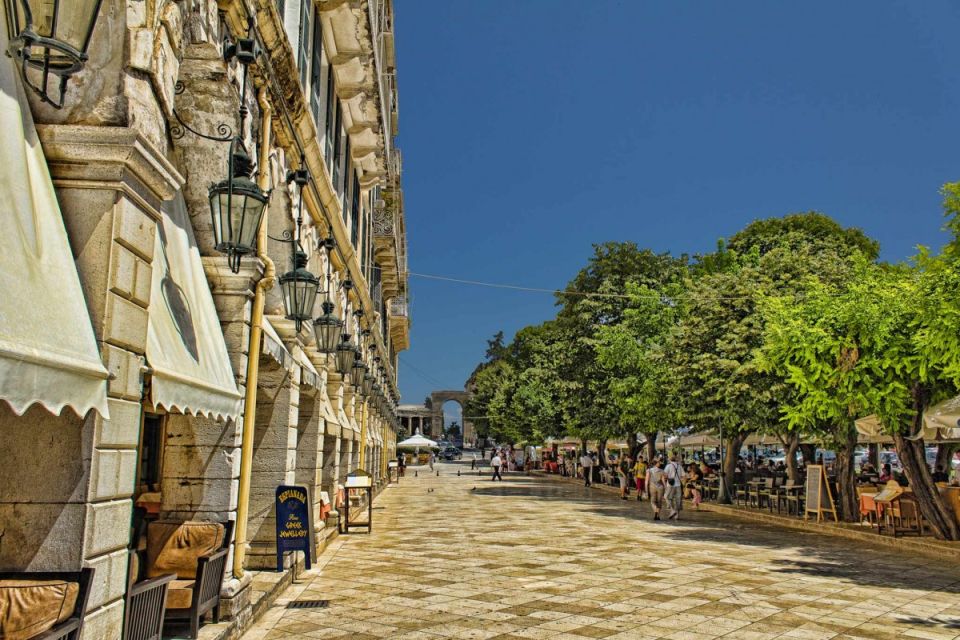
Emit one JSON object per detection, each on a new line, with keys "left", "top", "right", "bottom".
{"left": 472, "top": 476, "right": 960, "bottom": 597}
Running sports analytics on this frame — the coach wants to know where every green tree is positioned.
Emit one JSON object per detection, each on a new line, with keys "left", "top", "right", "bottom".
{"left": 758, "top": 257, "right": 960, "bottom": 538}
{"left": 673, "top": 213, "right": 880, "bottom": 496}
{"left": 556, "top": 243, "right": 687, "bottom": 461}
{"left": 594, "top": 281, "right": 686, "bottom": 462}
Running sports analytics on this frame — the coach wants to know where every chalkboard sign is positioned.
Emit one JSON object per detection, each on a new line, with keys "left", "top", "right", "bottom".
{"left": 803, "top": 464, "right": 837, "bottom": 522}
{"left": 275, "top": 485, "right": 312, "bottom": 572}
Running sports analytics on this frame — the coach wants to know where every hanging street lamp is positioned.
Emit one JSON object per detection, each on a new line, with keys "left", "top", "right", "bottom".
{"left": 362, "top": 372, "right": 374, "bottom": 397}
{"left": 277, "top": 162, "right": 319, "bottom": 332}
{"left": 334, "top": 279, "right": 356, "bottom": 377}
{"left": 200, "top": 18, "right": 268, "bottom": 272}
{"left": 5, "top": 0, "right": 104, "bottom": 107}
{"left": 312, "top": 235, "right": 341, "bottom": 353}
{"left": 314, "top": 301, "right": 341, "bottom": 354}
{"left": 352, "top": 328, "right": 370, "bottom": 391}
{"left": 335, "top": 336, "right": 356, "bottom": 378}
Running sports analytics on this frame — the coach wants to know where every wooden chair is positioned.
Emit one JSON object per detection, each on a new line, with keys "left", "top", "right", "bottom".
{"left": 757, "top": 478, "right": 777, "bottom": 511}
{"left": 776, "top": 483, "right": 804, "bottom": 516}
{"left": 144, "top": 520, "right": 233, "bottom": 639}
{"left": 0, "top": 568, "right": 94, "bottom": 640}
{"left": 883, "top": 494, "right": 925, "bottom": 537}
{"left": 123, "top": 549, "right": 175, "bottom": 640}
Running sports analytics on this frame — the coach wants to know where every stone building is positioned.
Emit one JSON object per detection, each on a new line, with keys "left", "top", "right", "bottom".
{"left": 0, "top": 0, "right": 409, "bottom": 637}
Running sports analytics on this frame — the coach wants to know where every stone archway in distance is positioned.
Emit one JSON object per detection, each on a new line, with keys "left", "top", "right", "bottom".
{"left": 430, "top": 390, "right": 473, "bottom": 446}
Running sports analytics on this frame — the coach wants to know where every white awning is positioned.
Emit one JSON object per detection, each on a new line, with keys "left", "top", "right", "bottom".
{"left": 296, "top": 350, "right": 321, "bottom": 390}
{"left": 0, "top": 27, "right": 109, "bottom": 418}
{"left": 146, "top": 194, "right": 242, "bottom": 422}
{"left": 261, "top": 317, "right": 293, "bottom": 370}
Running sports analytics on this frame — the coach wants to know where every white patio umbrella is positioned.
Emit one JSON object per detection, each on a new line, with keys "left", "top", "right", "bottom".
{"left": 397, "top": 434, "right": 438, "bottom": 448}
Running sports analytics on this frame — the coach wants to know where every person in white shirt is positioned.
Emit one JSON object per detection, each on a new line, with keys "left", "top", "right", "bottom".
{"left": 580, "top": 452, "right": 594, "bottom": 487}
{"left": 490, "top": 453, "right": 503, "bottom": 481}
{"left": 663, "top": 455, "right": 685, "bottom": 520}
{"left": 646, "top": 460, "right": 666, "bottom": 520}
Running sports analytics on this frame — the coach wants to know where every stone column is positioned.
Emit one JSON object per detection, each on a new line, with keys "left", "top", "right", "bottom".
{"left": 24, "top": 125, "right": 181, "bottom": 639}
{"left": 245, "top": 358, "right": 298, "bottom": 570}
{"left": 294, "top": 380, "right": 325, "bottom": 540}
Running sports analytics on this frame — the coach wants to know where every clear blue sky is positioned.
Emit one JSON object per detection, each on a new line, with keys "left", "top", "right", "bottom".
{"left": 394, "top": 0, "right": 960, "bottom": 408}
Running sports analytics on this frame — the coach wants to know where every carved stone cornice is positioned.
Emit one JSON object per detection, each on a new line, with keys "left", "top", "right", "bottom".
{"left": 37, "top": 125, "right": 184, "bottom": 217}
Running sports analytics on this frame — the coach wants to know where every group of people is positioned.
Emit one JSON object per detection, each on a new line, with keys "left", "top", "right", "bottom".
{"left": 579, "top": 451, "right": 711, "bottom": 521}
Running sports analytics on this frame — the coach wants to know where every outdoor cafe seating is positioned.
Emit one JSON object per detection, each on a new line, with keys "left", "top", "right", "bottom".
{"left": 0, "top": 568, "right": 94, "bottom": 640}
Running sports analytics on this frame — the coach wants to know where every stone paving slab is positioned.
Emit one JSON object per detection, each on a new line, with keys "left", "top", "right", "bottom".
{"left": 241, "top": 463, "right": 960, "bottom": 640}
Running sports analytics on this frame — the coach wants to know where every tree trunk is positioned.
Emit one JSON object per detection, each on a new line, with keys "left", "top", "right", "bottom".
{"left": 645, "top": 432, "right": 657, "bottom": 463}
{"left": 834, "top": 427, "right": 859, "bottom": 523}
{"left": 800, "top": 443, "right": 817, "bottom": 466}
{"left": 580, "top": 438, "right": 588, "bottom": 456}
{"left": 598, "top": 439, "right": 608, "bottom": 467}
{"left": 894, "top": 431, "right": 959, "bottom": 540}
{"left": 935, "top": 443, "right": 957, "bottom": 474}
{"left": 785, "top": 433, "right": 800, "bottom": 485}
{"left": 723, "top": 432, "right": 747, "bottom": 484}
{"left": 627, "top": 432, "right": 640, "bottom": 460}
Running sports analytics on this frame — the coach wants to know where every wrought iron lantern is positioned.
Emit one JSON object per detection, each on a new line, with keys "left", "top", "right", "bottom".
{"left": 335, "top": 334, "right": 356, "bottom": 377}
{"left": 362, "top": 372, "right": 375, "bottom": 396}
{"left": 277, "top": 164, "right": 319, "bottom": 332}
{"left": 314, "top": 301, "right": 342, "bottom": 354}
{"left": 351, "top": 356, "right": 367, "bottom": 391}
{"left": 279, "top": 250, "right": 319, "bottom": 333}
{"left": 5, "top": 0, "right": 104, "bottom": 107}
{"left": 167, "top": 17, "right": 268, "bottom": 273}
{"left": 312, "top": 235, "right": 340, "bottom": 352}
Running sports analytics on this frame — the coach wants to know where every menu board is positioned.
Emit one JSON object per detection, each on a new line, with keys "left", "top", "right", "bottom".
{"left": 275, "top": 485, "right": 312, "bottom": 572}
{"left": 804, "top": 464, "right": 838, "bottom": 522}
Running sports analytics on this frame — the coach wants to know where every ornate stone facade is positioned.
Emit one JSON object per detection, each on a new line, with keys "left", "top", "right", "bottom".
{"left": 0, "top": 0, "right": 408, "bottom": 637}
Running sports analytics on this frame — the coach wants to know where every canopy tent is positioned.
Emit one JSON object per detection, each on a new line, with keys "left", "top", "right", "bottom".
{"left": 676, "top": 433, "right": 722, "bottom": 448}
{"left": 397, "top": 433, "right": 438, "bottom": 448}
{"left": 0, "top": 34, "right": 109, "bottom": 418}
{"left": 145, "top": 194, "right": 242, "bottom": 422}
{"left": 923, "top": 396, "right": 960, "bottom": 440}
{"left": 857, "top": 405, "right": 960, "bottom": 444}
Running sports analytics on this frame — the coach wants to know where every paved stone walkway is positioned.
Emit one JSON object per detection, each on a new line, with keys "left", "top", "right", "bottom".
{"left": 241, "top": 462, "right": 960, "bottom": 640}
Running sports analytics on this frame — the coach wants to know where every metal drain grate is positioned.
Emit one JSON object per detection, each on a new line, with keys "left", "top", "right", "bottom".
{"left": 286, "top": 600, "right": 330, "bottom": 609}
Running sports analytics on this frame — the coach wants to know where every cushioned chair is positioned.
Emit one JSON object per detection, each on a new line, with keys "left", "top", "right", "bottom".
{"left": 0, "top": 568, "right": 93, "bottom": 640}
{"left": 144, "top": 520, "right": 232, "bottom": 639}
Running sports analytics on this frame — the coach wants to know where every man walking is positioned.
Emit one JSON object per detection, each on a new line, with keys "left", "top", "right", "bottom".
{"left": 580, "top": 450, "right": 594, "bottom": 487}
{"left": 490, "top": 451, "right": 503, "bottom": 481}
{"left": 664, "top": 454, "right": 685, "bottom": 520}
{"left": 647, "top": 459, "right": 666, "bottom": 520}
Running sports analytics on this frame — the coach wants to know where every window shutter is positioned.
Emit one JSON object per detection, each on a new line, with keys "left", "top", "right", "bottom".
{"left": 309, "top": 7, "right": 323, "bottom": 123}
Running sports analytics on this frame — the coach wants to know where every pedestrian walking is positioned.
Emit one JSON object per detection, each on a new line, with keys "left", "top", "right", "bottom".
{"left": 647, "top": 459, "right": 666, "bottom": 520}
{"left": 580, "top": 450, "right": 594, "bottom": 487}
{"left": 428, "top": 451, "right": 435, "bottom": 471}
{"left": 686, "top": 462, "right": 703, "bottom": 510}
{"left": 398, "top": 454, "right": 406, "bottom": 478}
{"left": 664, "top": 455, "right": 685, "bottom": 520}
{"left": 633, "top": 456, "right": 647, "bottom": 501}
{"left": 618, "top": 454, "right": 632, "bottom": 500}
{"left": 490, "top": 452, "right": 503, "bottom": 481}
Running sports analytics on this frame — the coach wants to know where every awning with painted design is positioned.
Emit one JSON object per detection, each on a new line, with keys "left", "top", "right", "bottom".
{"left": 146, "top": 193, "right": 242, "bottom": 422}
{"left": 0, "top": 25, "right": 109, "bottom": 418}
